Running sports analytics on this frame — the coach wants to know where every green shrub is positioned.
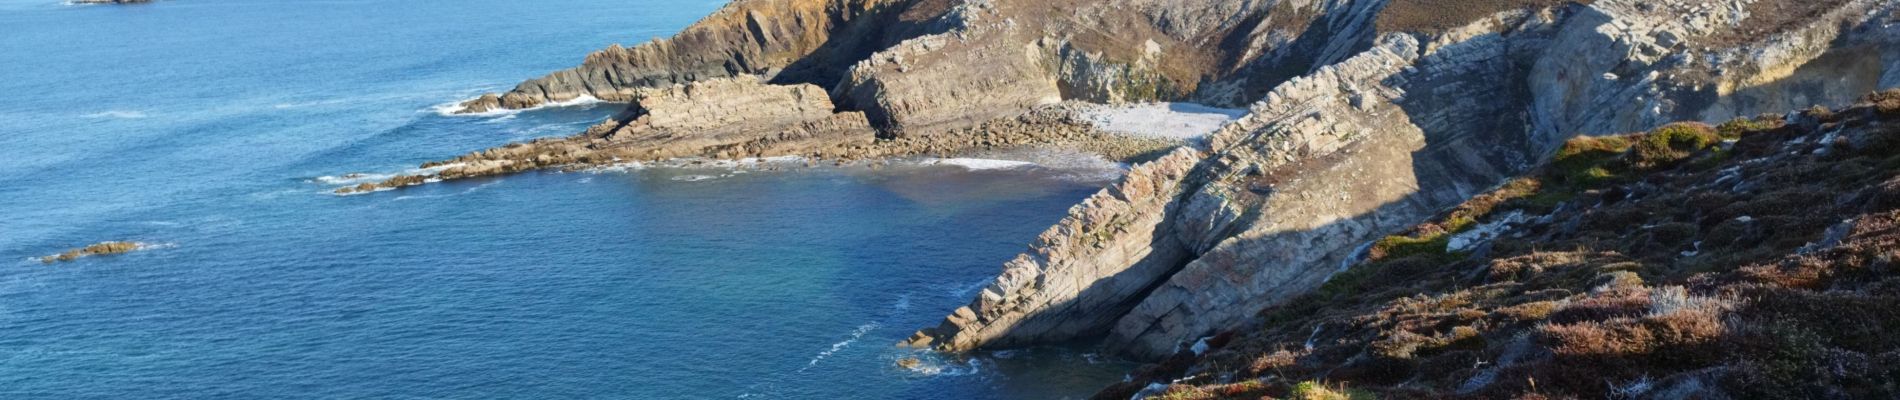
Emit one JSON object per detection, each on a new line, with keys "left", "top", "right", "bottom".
{"left": 1371, "top": 233, "right": 1451, "bottom": 261}
{"left": 1634, "top": 122, "right": 1718, "bottom": 167}
{"left": 1551, "top": 135, "right": 1632, "bottom": 185}
{"left": 1716, "top": 117, "right": 1774, "bottom": 139}
{"left": 1291, "top": 381, "right": 1378, "bottom": 400}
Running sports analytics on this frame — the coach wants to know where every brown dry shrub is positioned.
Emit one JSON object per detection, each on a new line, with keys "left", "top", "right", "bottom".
{"left": 1499, "top": 300, "right": 1562, "bottom": 322}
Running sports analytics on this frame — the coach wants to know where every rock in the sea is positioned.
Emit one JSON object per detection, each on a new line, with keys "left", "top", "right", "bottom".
{"left": 40, "top": 241, "right": 142, "bottom": 264}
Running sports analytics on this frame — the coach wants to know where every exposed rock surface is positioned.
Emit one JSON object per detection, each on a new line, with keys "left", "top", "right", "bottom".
{"left": 911, "top": 0, "right": 1900, "bottom": 361}
{"left": 452, "top": 0, "right": 957, "bottom": 114}
{"left": 1099, "top": 91, "right": 1900, "bottom": 399}
{"left": 395, "top": 0, "right": 1900, "bottom": 367}
{"left": 40, "top": 241, "right": 143, "bottom": 264}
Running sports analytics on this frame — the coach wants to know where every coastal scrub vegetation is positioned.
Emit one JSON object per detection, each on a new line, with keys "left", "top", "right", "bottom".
{"left": 1097, "top": 90, "right": 1900, "bottom": 399}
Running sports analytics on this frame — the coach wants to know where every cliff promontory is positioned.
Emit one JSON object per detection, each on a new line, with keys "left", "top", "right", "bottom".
{"left": 367, "top": 0, "right": 1900, "bottom": 386}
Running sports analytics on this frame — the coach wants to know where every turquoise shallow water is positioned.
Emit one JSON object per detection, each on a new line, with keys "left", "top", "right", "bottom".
{"left": 0, "top": 1, "right": 1131, "bottom": 398}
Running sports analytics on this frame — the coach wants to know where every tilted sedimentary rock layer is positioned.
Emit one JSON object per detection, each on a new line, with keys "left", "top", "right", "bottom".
{"left": 913, "top": 0, "right": 1900, "bottom": 360}
{"left": 401, "top": 0, "right": 1900, "bottom": 363}
{"left": 454, "top": 0, "right": 956, "bottom": 114}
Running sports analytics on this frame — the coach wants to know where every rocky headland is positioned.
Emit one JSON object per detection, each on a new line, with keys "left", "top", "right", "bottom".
{"left": 366, "top": 0, "right": 1900, "bottom": 395}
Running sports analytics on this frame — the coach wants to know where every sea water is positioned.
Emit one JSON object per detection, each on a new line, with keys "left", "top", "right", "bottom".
{"left": 0, "top": 1, "right": 1132, "bottom": 398}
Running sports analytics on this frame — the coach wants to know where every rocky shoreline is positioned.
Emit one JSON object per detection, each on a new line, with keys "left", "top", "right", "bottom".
{"left": 356, "top": 0, "right": 1900, "bottom": 394}
{"left": 339, "top": 77, "right": 1184, "bottom": 194}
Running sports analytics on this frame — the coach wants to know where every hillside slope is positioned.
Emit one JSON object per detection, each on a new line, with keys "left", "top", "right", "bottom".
{"left": 1101, "top": 92, "right": 1900, "bottom": 399}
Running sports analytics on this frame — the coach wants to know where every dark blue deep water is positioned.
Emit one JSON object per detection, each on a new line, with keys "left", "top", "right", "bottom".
{"left": 0, "top": 1, "right": 1132, "bottom": 398}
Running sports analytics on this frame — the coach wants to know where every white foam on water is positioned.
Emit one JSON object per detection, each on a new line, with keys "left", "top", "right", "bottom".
{"left": 82, "top": 110, "right": 149, "bottom": 119}
{"left": 312, "top": 173, "right": 395, "bottom": 185}
{"left": 800, "top": 323, "right": 880, "bottom": 372}
{"left": 898, "top": 351, "right": 985, "bottom": 377}
{"left": 390, "top": 180, "right": 504, "bottom": 201}
{"left": 432, "top": 94, "right": 606, "bottom": 117}
{"left": 670, "top": 174, "right": 723, "bottom": 182}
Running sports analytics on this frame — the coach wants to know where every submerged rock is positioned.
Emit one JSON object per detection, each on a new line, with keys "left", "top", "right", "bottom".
{"left": 40, "top": 241, "right": 142, "bottom": 264}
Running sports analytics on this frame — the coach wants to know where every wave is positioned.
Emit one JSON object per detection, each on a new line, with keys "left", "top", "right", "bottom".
{"left": 585, "top": 156, "right": 807, "bottom": 176}
{"left": 895, "top": 350, "right": 986, "bottom": 377}
{"left": 82, "top": 110, "right": 149, "bottom": 119}
{"left": 431, "top": 94, "right": 607, "bottom": 117}
{"left": 312, "top": 162, "right": 464, "bottom": 192}
{"left": 392, "top": 180, "right": 504, "bottom": 201}
{"left": 800, "top": 323, "right": 880, "bottom": 372}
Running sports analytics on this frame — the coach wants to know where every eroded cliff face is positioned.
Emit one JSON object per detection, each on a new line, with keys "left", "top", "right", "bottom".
{"left": 400, "top": 0, "right": 1900, "bottom": 365}
{"left": 453, "top": 0, "right": 956, "bottom": 113}
{"left": 911, "top": 0, "right": 1900, "bottom": 361}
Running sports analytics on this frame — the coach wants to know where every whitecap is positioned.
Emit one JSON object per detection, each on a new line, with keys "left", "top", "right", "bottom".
{"left": 311, "top": 173, "right": 394, "bottom": 185}
{"left": 432, "top": 94, "right": 606, "bottom": 117}
{"left": 801, "top": 323, "right": 880, "bottom": 372}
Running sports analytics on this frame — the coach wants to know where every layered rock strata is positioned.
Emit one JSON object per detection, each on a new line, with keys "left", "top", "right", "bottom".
{"left": 386, "top": 0, "right": 1900, "bottom": 364}
{"left": 911, "top": 0, "right": 1900, "bottom": 360}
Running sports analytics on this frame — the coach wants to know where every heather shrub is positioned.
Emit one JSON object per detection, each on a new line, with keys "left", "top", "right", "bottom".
{"left": 1550, "top": 135, "right": 1631, "bottom": 185}
{"left": 1290, "top": 381, "right": 1377, "bottom": 400}
{"left": 1633, "top": 122, "right": 1717, "bottom": 167}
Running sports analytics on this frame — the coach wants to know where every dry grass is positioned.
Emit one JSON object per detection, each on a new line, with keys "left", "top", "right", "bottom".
{"left": 1099, "top": 93, "right": 1900, "bottom": 399}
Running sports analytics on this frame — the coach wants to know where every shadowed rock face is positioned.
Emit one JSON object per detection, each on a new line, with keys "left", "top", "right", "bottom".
{"left": 402, "top": 0, "right": 1900, "bottom": 364}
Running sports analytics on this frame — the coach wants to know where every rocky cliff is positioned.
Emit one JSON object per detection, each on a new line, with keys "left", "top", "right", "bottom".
{"left": 911, "top": 0, "right": 1900, "bottom": 361}
{"left": 1100, "top": 91, "right": 1900, "bottom": 399}
{"left": 390, "top": 0, "right": 1900, "bottom": 368}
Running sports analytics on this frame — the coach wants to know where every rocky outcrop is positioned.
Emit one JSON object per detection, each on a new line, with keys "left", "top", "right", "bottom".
{"left": 452, "top": 0, "right": 957, "bottom": 114}
{"left": 913, "top": 0, "right": 1900, "bottom": 361}
{"left": 346, "top": 76, "right": 1180, "bottom": 193}
{"left": 40, "top": 241, "right": 143, "bottom": 264}
{"left": 1105, "top": 91, "right": 1900, "bottom": 399}
{"left": 402, "top": 0, "right": 1900, "bottom": 366}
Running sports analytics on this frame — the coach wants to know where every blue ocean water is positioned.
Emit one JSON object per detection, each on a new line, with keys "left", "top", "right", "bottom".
{"left": 0, "top": 1, "right": 1132, "bottom": 398}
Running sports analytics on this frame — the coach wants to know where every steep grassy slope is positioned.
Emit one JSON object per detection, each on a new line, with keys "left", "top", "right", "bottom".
{"left": 1103, "top": 91, "right": 1900, "bottom": 399}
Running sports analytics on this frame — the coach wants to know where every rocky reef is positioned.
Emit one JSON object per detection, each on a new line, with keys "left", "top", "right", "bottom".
{"left": 40, "top": 241, "right": 143, "bottom": 264}
{"left": 378, "top": 0, "right": 1900, "bottom": 378}
{"left": 1098, "top": 92, "right": 1900, "bottom": 399}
